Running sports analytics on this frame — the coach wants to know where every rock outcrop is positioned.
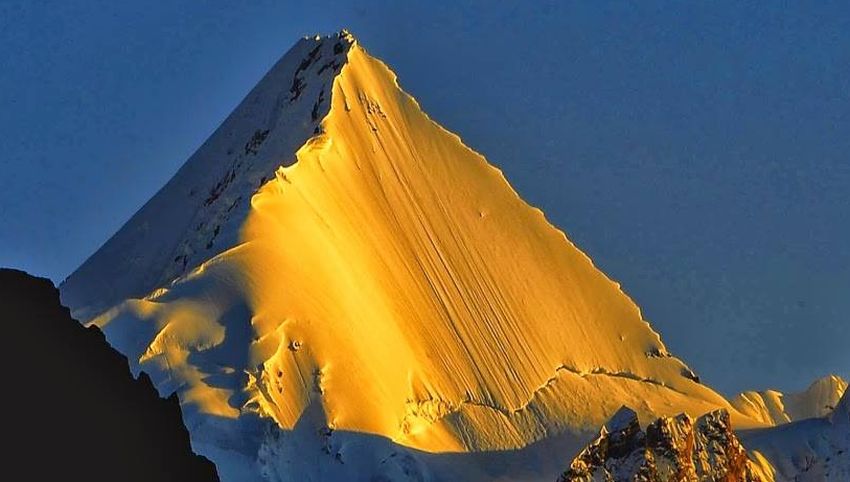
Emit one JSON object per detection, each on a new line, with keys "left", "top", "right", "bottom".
{"left": 559, "top": 406, "right": 767, "bottom": 482}
{"left": 0, "top": 269, "right": 218, "bottom": 481}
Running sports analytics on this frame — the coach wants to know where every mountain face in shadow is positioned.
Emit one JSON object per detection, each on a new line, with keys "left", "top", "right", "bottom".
{"left": 0, "top": 268, "right": 218, "bottom": 482}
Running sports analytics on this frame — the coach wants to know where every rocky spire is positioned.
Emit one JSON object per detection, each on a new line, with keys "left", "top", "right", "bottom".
{"left": 559, "top": 408, "right": 765, "bottom": 482}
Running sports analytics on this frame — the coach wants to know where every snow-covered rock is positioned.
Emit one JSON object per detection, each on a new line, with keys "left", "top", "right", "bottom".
{"left": 559, "top": 407, "right": 768, "bottom": 482}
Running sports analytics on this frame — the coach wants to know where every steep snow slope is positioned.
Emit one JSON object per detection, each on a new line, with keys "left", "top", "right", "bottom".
{"left": 61, "top": 32, "right": 759, "bottom": 480}
{"left": 733, "top": 375, "right": 847, "bottom": 426}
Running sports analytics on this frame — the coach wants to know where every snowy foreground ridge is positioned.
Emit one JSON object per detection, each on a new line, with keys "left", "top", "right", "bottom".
{"left": 61, "top": 32, "right": 846, "bottom": 482}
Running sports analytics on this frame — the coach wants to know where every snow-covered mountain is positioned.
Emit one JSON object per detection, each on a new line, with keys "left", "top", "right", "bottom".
{"left": 741, "top": 389, "right": 849, "bottom": 482}
{"left": 558, "top": 406, "right": 772, "bottom": 482}
{"left": 732, "top": 375, "right": 847, "bottom": 426}
{"left": 61, "top": 33, "right": 351, "bottom": 323}
{"left": 61, "top": 31, "right": 772, "bottom": 481}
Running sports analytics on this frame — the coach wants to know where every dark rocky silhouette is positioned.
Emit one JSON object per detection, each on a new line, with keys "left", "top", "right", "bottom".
{"left": 0, "top": 269, "right": 219, "bottom": 481}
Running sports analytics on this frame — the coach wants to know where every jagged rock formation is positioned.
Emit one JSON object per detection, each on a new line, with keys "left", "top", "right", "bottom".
{"left": 0, "top": 269, "right": 218, "bottom": 482}
{"left": 741, "top": 389, "right": 850, "bottom": 482}
{"left": 733, "top": 375, "right": 848, "bottom": 426}
{"left": 559, "top": 406, "right": 769, "bottom": 482}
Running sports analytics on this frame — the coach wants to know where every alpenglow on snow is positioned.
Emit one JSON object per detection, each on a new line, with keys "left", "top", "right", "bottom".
{"left": 61, "top": 31, "right": 775, "bottom": 482}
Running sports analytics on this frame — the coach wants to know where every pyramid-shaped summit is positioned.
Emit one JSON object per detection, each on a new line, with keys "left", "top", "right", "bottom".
{"left": 62, "top": 31, "right": 357, "bottom": 321}
{"left": 61, "top": 31, "right": 757, "bottom": 481}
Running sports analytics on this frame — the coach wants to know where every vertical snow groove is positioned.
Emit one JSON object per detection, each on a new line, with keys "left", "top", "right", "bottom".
{"left": 233, "top": 41, "right": 744, "bottom": 451}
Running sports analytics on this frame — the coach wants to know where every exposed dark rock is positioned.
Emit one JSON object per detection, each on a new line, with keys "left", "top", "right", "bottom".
{"left": 289, "top": 43, "right": 322, "bottom": 102}
{"left": 312, "top": 99, "right": 321, "bottom": 121}
{"left": 244, "top": 128, "right": 270, "bottom": 156}
{"left": 645, "top": 347, "right": 671, "bottom": 358}
{"left": 681, "top": 367, "right": 701, "bottom": 384}
{"left": 559, "top": 407, "right": 763, "bottom": 482}
{"left": 0, "top": 269, "right": 219, "bottom": 482}
{"left": 289, "top": 76, "right": 305, "bottom": 101}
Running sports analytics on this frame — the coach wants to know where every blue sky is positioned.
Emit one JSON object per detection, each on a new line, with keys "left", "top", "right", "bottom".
{"left": 1, "top": 1, "right": 848, "bottom": 395}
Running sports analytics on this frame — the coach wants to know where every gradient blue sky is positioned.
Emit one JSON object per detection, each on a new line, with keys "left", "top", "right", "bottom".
{"left": 1, "top": 1, "right": 848, "bottom": 395}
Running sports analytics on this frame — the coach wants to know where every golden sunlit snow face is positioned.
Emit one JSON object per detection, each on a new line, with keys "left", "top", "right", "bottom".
{"left": 41, "top": 25, "right": 847, "bottom": 481}
{"left": 226, "top": 43, "right": 745, "bottom": 451}
{"left": 88, "top": 39, "right": 757, "bottom": 457}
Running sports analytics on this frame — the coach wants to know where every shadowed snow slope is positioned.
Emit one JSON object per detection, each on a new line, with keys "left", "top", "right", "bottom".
{"left": 60, "top": 32, "right": 760, "bottom": 481}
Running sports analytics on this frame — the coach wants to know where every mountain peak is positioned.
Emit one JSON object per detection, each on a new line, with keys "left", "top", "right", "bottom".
{"left": 337, "top": 28, "right": 355, "bottom": 42}
{"left": 61, "top": 32, "right": 356, "bottom": 321}
{"left": 808, "top": 373, "right": 847, "bottom": 392}
{"left": 305, "top": 29, "right": 355, "bottom": 42}
{"left": 732, "top": 374, "right": 848, "bottom": 425}
{"left": 59, "top": 34, "right": 751, "bottom": 481}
